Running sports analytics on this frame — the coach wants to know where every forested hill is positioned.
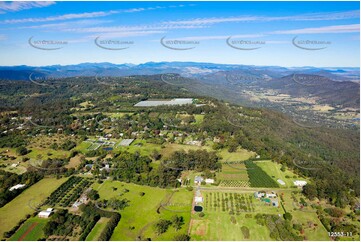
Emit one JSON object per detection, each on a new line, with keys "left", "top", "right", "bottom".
{"left": 261, "top": 74, "right": 360, "bottom": 109}
{"left": 0, "top": 74, "right": 359, "bottom": 207}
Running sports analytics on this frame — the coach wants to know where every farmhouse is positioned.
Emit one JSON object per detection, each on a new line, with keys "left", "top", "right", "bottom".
{"left": 255, "top": 191, "right": 277, "bottom": 199}
{"left": 294, "top": 180, "right": 307, "bottom": 187}
{"left": 100, "top": 164, "right": 110, "bottom": 172}
{"left": 38, "top": 208, "right": 54, "bottom": 218}
{"left": 9, "top": 184, "right": 26, "bottom": 191}
{"left": 186, "top": 140, "right": 202, "bottom": 146}
{"left": 194, "top": 176, "right": 204, "bottom": 184}
{"left": 254, "top": 191, "right": 265, "bottom": 198}
{"left": 266, "top": 192, "right": 277, "bottom": 198}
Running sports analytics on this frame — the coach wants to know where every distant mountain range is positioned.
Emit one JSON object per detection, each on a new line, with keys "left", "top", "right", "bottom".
{"left": 0, "top": 61, "right": 359, "bottom": 110}
{"left": 0, "top": 61, "right": 359, "bottom": 82}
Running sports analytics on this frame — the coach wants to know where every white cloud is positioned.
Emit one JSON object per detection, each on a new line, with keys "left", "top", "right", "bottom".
{"left": 158, "top": 34, "right": 264, "bottom": 41}
{"left": 0, "top": 4, "right": 192, "bottom": 24}
{"left": 271, "top": 24, "right": 360, "bottom": 34}
{"left": 61, "top": 24, "right": 208, "bottom": 33}
{"left": 90, "top": 31, "right": 166, "bottom": 39}
{"left": 0, "top": 1, "right": 55, "bottom": 14}
{"left": 2, "top": 10, "right": 119, "bottom": 24}
{"left": 15, "top": 19, "right": 112, "bottom": 29}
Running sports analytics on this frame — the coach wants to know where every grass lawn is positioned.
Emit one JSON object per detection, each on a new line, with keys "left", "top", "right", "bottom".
{"left": 2, "top": 165, "right": 27, "bottom": 174}
{"left": 191, "top": 210, "right": 272, "bottom": 240}
{"left": 218, "top": 162, "right": 249, "bottom": 180}
{"left": 161, "top": 143, "right": 212, "bottom": 158}
{"left": 218, "top": 148, "right": 256, "bottom": 162}
{"left": 25, "top": 148, "right": 69, "bottom": 160}
{"left": 65, "top": 154, "right": 83, "bottom": 169}
{"left": 191, "top": 191, "right": 280, "bottom": 240}
{"left": 92, "top": 180, "right": 193, "bottom": 241}
{"left": 104, "top": 112, "right": 133, "bottom": 118}
{"left": 115, "top": 139, "right": 161, "bottom": 157}
{"left": 291, "top": 210, "right": 329, "bottom": 240}
{"left": 191, "top": 191, "right": 283, "bottom": 240}
{"left": 0, "top": 177, "right": 67, "bottom": 239}
{"left": 85, "top": 217, "right": 110, "bottom": 241}
{"left": 256, "top": 160, "right": 308, "bottom": 187}
{"left": 75, "top": 141, "right": 92, "bottom": 153}
{"left": 9, "top": 217, "right": 47, "bottom": 241}
{"left": 194, "top": 114, "right": 204, "bottom": 124}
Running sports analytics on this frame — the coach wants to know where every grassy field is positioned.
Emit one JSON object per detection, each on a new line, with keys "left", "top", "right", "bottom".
{"left": 0, "top": 148, "right": 27, "bottom": 174}
{"left": 218, "top": 148, "right": 256, "bottom": 161}
{"left": 115, "top": 139, "right": 161, "bottom": 157}
{"left": 9, "top": 217, "right": 47, "bottom": 241}
{"left": 279, "top": 190, "right": 330, "bottom": 240}
{"left": 255, "top": 160, "right": 308, "bottom": 187}
{"left": 85, "top": 217, "right": 110, "bottom": 241}
{"left": 0, "top": 177, "right": 67, "bottom": 239}
{"left": 65, "top": 154, "right": 83, "bottom": 169}
{"left": 191, "top": 191, "right": 281, "bottom": 240}
{"left": 292, "top": 210, "right": 329, "bottom": 240}
{"left": 92, "top": 180, "right": 193, "bottom": 241}
{"left": 194, "top": 114, "right": 204, "bottom": 124}
{"left": 104, "top": 112, "right": 133, "bottom": 118}
{"left": 161, "top": 143, "right": 212, "bottom": 158}
{"left": 25, "top": 148, "right": 70, "bottom": 160}
{"left": 75, "top": 141, "right": 92, "bottom": 153}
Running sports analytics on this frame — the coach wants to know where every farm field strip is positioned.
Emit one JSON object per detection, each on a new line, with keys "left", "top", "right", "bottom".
{"left": 85, "top": 217, "right": 110, "bottom": 241}
{"left": 9, "top": 218, "right": 47, "bottom": 241}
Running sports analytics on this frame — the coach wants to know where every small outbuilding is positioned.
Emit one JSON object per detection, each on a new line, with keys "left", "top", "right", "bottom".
{"left": 195, "top": 196, "right": 203, "bottom": 203}
{"left": 205, "top": 178, "right": 215, "bottom": 184}
{"left": 9, "top": 184, "right": 26, "bottom": 191}
{"left": 38, "top": 208, "right": 54, "bottom": 218}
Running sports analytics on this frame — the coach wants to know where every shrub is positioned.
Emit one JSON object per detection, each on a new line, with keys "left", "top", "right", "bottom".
{"left": 284, "top": 212, "right": 293, "bottom": 220}
{"left": 174, "top": 234, "right": 190, "bottom": 241}
{"left": 241, "top": 226, "right": 250, "bottom": 239}
{"left": 245, "top": 214, "right": 252, "bottom": 218}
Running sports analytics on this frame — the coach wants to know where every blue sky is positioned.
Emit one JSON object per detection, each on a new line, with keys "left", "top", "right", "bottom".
{"left": 0, "top": 1, "right": 359, "bottom": 67}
